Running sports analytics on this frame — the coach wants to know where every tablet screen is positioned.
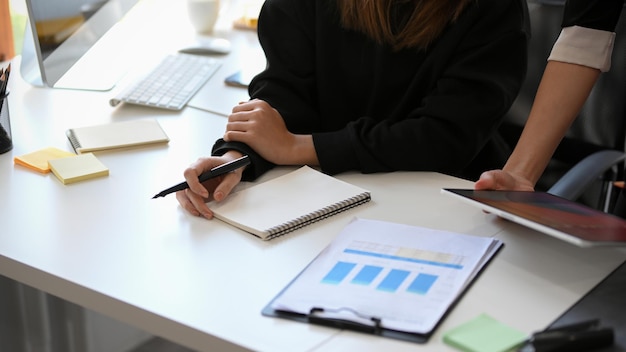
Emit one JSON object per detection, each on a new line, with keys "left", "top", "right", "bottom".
{"left": 442, "top": 189, "right": 626, "bottom": 247}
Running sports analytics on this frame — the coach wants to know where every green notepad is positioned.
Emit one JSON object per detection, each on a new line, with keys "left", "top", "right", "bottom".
{"left": 48, "top": 153, "right": 109, "bottom": 184}
{"left": 443, "top": 314, "right": 527, "bottom": 352}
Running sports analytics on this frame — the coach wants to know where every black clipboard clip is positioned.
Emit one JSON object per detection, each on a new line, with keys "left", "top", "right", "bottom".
{"left": 263, "top": 304, "right": 430, "bottom": 344}
{"left": 307, "top": 307, "right": 382, "bottom": 334}
{"left": 517, "top": 319, "right": 614, "bottom": 352}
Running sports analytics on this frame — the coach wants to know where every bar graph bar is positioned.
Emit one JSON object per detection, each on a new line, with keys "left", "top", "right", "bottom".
{"left": 407, "top": 273, "right": 438, "bottom": 295}
{"left": 377, "top": 269, "right": 410, "bottom": 292}
{"left": 351, "top": 265, "right": 383, "bottom": 285}
{"left": 321, "top": 261, "right": 356, "bottom": 284}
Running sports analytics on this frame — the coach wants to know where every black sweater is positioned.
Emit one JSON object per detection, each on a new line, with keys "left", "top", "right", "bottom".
{"left": 213, "top": 0, "right": 529, "bottom": 181}
{"left": 562, "top": 0, "right": 623, "bottom": 31}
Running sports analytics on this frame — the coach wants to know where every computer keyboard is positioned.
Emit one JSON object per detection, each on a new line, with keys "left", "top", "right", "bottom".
{"left": 110, "top": 53, "right": 221, "bottom": 111}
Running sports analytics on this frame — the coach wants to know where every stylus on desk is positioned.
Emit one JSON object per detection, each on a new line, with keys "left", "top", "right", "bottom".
{"left": 152, "top": 155, "right": 250, "bottom": 199}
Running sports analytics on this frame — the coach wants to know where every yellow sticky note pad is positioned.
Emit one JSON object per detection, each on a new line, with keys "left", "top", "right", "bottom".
{"left": 14, "top": 147, "right": 76, "bottom": 173}
{"left": 48, "top": 153, "right": 109, "bottom": 184}
{"left": 443, "top": 314, "right": 527, "bottom": 352}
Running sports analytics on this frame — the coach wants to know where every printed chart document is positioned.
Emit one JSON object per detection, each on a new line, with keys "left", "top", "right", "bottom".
{"left": 263, "top": 218, "right": 502, "bottom": 342}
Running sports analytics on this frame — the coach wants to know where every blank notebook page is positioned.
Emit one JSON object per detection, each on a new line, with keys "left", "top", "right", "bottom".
{"left": 208, "top": 166, "right": 371, "bottom": 240}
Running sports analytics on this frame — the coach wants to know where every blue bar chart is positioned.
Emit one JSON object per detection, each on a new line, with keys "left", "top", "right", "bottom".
{"left": 322, "top": 261, "right": 440, "bottom": 294}
{"left": 319, "top": 240, "right": 462, "bottom": 295}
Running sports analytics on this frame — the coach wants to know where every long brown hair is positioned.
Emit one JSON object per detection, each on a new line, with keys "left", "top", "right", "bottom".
{"left": 338, "top": 0, "right": 473, "bottom": 51}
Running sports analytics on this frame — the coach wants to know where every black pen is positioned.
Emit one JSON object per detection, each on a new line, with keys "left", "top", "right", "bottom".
{"left": 152, "top": 155, "right": 250, "bottom": 199}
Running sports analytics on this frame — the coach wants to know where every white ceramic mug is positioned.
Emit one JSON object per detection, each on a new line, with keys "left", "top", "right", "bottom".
{"left": 187, "top": 0, "right": 220, "bottom": 34}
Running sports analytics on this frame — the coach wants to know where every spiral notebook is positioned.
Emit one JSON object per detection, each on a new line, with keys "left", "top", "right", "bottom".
{"left": 65, "top": 119, "right": 169, "bottom": 154}
{"left": 207, "top": 166, "right": 371, "bottom": 240}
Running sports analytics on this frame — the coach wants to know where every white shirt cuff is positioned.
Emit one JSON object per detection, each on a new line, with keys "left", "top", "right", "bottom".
{"left": 548, "top": 25, "right": 615, "bottom": 72}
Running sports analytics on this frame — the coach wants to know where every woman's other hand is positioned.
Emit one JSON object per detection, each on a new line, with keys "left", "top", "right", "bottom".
{"left": 176, "top": 151, "right": 245, "bottom": 218}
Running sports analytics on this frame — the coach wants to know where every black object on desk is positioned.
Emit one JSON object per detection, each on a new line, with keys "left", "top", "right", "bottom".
{"left": 0, "top": 64, "right": 11, "bottom": 154}
{"left": 0, "top": 92, "right": 10, "bottom": 154}
{"left": 152, "top": 155, "right": 250, "bottom": 199}
{"left": 547, "top": 260, "right": 626, "bottom": 351}
{"left": 262, "top": 304, "right": 432, "bottom": 344}
{"left": 518, "top": 319, "right": 614, "bottom": 352}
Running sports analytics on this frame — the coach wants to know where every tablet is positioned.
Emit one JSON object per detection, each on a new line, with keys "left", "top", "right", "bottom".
{"left": 441, "top": 189, "right": 626, "bottom": 247}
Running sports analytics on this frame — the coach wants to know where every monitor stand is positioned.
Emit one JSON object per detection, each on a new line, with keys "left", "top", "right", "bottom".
{"left": 20, "top": 24, "right": 45, "bottom": 87}
{"left": 20, "top": 0, "right": 142, "bottom": 91}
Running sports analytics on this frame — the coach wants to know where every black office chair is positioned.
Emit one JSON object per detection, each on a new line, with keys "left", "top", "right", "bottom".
{"left": 547, "top": 150, "right": 626, "bottom": 212}
{"left": 500, "top": 0, "right": 626, "bottom": 212}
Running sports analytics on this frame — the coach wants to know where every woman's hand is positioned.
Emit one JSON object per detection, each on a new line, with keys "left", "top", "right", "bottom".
{"left": 224, "top": 99, "right": 317, "bottom": 165}
{"left": 176, "top": 151, "right": 245, "bottom": 218}
{"left": 474, "top": 169, "right": 535, "bottom": 191}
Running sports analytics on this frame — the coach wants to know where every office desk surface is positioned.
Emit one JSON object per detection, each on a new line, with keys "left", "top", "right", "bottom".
{"left": 3, "top": 69, "right": 626, "bottom": 351}
{"left": 2, "top": 1, "right": 626, "bottom": 351}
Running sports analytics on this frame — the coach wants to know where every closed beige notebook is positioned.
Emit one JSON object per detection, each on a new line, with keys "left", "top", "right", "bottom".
{"left": 208, "top": 166, "right": 371, "bottom": 240}
{"left": 66, "top": 119, "right": 169, "bottom": 154}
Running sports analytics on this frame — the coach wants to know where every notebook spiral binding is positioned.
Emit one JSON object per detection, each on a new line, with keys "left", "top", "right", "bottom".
{"left": 265, "top": 193, "right": 371, "bottom": 240}
{"left": 65, "top": 129, "right": 82, "bottom": 152}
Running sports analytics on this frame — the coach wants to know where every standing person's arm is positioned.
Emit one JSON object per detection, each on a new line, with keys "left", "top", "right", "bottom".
{"left": 475, "top": 0, "right": 622, "bottom": 191}
{"left": 475, "top": 61, "right": 600, "bottom": 191}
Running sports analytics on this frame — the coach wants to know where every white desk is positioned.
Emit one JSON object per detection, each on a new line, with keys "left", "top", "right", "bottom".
{"left": 2, "top": 1, "right": 626, "bottom": 351}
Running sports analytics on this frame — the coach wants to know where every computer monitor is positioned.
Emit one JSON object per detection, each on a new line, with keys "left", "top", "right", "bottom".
{"left": 20, "top": 0, "right": 141, "bottom": 91}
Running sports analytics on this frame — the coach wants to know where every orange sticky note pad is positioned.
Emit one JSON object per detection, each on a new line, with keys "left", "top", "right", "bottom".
{"left": 14, "top": 147, "right": 76, "bottom": 173}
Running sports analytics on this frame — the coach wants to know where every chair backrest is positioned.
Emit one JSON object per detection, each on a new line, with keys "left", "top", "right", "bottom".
{"left": 500, "top": 1, "right": 626, "bottom": 208}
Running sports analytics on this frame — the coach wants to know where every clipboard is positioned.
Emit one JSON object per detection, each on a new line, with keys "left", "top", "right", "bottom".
{"left": 261, "top": 218, "right": 504, "bottom": 344}
{"left": 261, "top": 271, "right": 432, "bottom": 344}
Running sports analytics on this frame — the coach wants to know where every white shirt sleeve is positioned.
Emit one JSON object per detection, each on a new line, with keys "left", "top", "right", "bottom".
{"left": 548, "top": 25, "right": 616, "bottom": 72}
